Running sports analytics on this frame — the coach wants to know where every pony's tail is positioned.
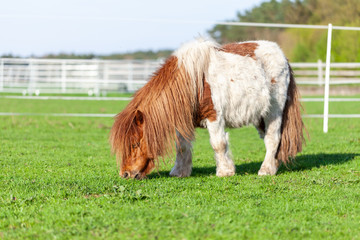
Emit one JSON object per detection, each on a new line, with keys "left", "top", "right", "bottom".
{"left": 276, "top": 63, "right": 307, "bottom": 165}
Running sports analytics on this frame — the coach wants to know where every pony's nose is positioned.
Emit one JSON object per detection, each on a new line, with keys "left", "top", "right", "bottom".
{"left": 121, "top": 170, "right": 144, "bottom": 179}
{"left": 134, "top": 173, "right": 141, "bottom": 180}
{"left": 130, "top": 171, "right": 143, "bottom": 180}
{"left": 122, "top": 171, "right": 130, "bottom": 178}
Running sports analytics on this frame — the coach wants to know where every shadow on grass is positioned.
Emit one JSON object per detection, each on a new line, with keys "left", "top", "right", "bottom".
{"left": 281, "top": 153, "right": 359, "bottom": 172}
{"left": 147, "top": 153, "right": 359, "bottom": 178}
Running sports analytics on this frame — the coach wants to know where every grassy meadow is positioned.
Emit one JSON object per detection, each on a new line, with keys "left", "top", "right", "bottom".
{"left": 0, "top": 96, "right": 359, "bottom": 239}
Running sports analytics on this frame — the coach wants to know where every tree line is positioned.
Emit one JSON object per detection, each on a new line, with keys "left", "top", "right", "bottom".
{"left": 209, "top": 0, "right": 360, "bottom": 62}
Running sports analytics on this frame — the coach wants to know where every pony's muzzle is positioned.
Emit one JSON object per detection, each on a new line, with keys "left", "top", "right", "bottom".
{"left": 121, "top": 171, "right": 144, "bottom": 180}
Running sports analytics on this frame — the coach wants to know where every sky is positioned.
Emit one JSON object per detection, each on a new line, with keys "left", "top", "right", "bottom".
{"left": 0, "top": 0, "right": 266, "bottom": 56}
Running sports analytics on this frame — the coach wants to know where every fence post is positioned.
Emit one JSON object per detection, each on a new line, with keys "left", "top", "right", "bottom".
{"left": 127, "top": 61, "right": 133, "bottom": 92}
{"left": 0, "top": 59, "right": 3, "bottom": 91}
{"left": 317, "top": 59, "right": 323, "bottom": 86}
{"left": 94, "top": 60, "right": 100, "bottom": 97}
{"left": 323, "top": 23, "right": 333, "bottom": 133}
{"left": 61, "top": 60, "right": 67, "bottom": 93}
{"left": 103, "top": 60, "right": 109, "bottom": 96}
{"left": 28, "top": 59, "right": 35, "bottom": 95}
{"left": 144, "top": 60, "right": 150, "bottom": 80}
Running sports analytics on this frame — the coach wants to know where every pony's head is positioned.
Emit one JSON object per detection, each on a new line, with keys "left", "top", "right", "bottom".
{"left": 110, "top": 110, "right": 155, "bottom": 179}
{"left": 110, "top": 41, "right": 215, "bottom": 179}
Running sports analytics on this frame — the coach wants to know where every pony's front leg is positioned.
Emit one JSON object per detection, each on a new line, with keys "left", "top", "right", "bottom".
{"left": 258, "top": 114, "right": 282, "bottom": 176}
{"left": 207, "top": 119, "right": 236, "bottom": 177}
{"left": 169, "top": 133, "right": 193, "bottom": 177}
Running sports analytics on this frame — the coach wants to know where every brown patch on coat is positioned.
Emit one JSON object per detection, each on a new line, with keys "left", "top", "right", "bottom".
{"left": 271, "top": 78, "right": 276, "bottom": 84}
{"left": 276, "top": 63, "right": 308, "bottom": 165}
{"left": 195, "top": 76, "right": 217, "bottom": 126}
{"left": 221, "top": 42, "right": 259, "bottom": 59}
{"left": 230, "top": 79, "right": 234, "bottom": 82}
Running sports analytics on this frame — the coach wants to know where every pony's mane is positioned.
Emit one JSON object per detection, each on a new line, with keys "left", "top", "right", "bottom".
{"left": 110, "top": 38, "right": 218, "bottom": 165}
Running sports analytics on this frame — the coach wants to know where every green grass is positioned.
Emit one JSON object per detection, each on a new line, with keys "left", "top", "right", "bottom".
{"left": 0, "top": 97, "right": 359, "bottom": 239}
{"left": 0, "top": 98, "right": 128, "bottom": 114}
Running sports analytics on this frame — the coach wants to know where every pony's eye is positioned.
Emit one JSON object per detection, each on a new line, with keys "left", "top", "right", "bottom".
{"left": 132, "top": 143, "right": 140, "bottom": 149}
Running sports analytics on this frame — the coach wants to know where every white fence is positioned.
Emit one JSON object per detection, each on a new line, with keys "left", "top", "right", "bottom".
{"left": 0, "top": 58, "right": 359, "bottom": 95}
{"left": 0, "top": 58, "right": 163, "bottom": 95}
{"left": 292, "top": 61, "right": 360, "bottom": 85}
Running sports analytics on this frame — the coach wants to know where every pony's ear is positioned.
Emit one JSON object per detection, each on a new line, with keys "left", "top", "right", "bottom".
{"left": 134, "top": 110, "right": 144, "bottom": 126}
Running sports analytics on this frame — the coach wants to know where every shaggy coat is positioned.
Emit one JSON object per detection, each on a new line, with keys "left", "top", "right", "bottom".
{"left": 110, "top": 38, "right": 306, "bottom": 179}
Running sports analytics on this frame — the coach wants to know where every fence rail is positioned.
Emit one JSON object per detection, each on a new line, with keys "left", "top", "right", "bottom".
{"left": 291, "top": 61, "right": 360, "bottom": 85}
{"left": 0, "top": 58, "right": 162, "bottom": 95}
{"left": 0, "top": 58, "right": 359, "bottom": 95}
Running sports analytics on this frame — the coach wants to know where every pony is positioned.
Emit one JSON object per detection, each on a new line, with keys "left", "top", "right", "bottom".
{"left": 110, "top": 38, "right": 306, "bottom": 179}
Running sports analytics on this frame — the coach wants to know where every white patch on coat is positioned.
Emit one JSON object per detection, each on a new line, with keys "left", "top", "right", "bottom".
{"left": 169, "top": 39, "right": 291, "bottom": 177}
{"left": 173, "top": 38, "right": 220, "bottom": 97}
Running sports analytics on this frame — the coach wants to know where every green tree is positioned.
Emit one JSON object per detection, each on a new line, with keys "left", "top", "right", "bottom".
{"left": 208, "top": 0, "right": 310, "bottom": 43}
{"left": 208, "top": 0, "right": 360, "bottom": 62}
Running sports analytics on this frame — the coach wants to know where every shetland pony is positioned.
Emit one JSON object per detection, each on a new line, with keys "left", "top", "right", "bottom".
{"left": 110, "top": 38, "right": 305, "bottom": 179}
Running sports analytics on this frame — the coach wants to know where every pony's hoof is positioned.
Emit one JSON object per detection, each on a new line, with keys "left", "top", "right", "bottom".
{"left": 169, "top": 168, "right": 191, "bottom": 178}
{"left": 216, "top": 168, "right": 236, "bottom": 177}
{"left": 258, "top": 167, "right": 277, "bottom": 176}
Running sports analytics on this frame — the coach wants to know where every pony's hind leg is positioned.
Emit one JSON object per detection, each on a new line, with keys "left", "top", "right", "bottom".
{"left": 170, "top": 133, "right": 193, "bottom": 177}
{"left": 258, "top": 113, "right": 282, "bottom": 176}
{"left": 207, "top": 120, "right": 236, "bottom": 177}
